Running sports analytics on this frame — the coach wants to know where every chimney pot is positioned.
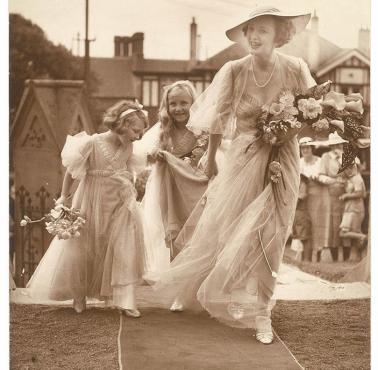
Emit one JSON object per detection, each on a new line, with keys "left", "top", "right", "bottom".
{"left": 190, "top": 17, "right": 197, "bottom": 61}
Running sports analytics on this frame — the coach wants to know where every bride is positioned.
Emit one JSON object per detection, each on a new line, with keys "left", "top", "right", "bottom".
{"left": 153, "top": 5, "right": 315, "bottom": 344}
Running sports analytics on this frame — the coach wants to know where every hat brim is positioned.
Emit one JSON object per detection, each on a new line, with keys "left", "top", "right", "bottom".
{"left": 328, "top": 140, "right": 348, "bottom": 145}
{"left": 312, "top": 139, "right": 347, "bottom": 146}
{"left": 226, "top": 11, "right": 311, "bottom": 48}
{"left": 299, "top": 141, "right": 316, "bottom": 147}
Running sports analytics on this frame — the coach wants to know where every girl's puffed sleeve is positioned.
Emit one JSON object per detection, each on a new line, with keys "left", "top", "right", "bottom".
{"left": 187, "top": 61, "right": 234, "bottom": 137}
{"left": 61, "top": 132, "right": 94, "bottom": 179}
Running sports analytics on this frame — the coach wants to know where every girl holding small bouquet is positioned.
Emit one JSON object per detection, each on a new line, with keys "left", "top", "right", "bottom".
{"left": 138, "top": 81, "right": 212, "bottom": 276}
{"left": 27, "top": 100, "right": 148, "bottom": 317}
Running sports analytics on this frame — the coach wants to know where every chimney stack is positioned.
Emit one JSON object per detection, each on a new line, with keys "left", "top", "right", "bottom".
{"left": 358, "top": 27, "right": 370, "bottom": 55}
{"left": 190, "top": 17, "right": 197, "bottom": 61}
{"left": 132, "top": 32, "right": 144, "bottom": 58}
{"left": 114, "top": 33, "right": 144, "bottom": 58}
{"left": 310, "top": 9, "right": 319, "bottom": 33}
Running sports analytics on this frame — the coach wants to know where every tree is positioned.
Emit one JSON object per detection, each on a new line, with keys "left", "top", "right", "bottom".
{"left": 9, "top": 13, "right": 84, "bottom": 113}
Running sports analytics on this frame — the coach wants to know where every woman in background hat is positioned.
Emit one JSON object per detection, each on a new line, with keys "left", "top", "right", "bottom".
{"left": 317, "top": 132, "right": 348, "bottom": 261}
{"left": 154, "top": 5, "right": 313, "bottom": 344}
{"left": 299, "top": 137, "right": 331, "bottom": 262}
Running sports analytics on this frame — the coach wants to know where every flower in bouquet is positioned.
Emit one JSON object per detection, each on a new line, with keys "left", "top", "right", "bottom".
{"left": 269, "top": 102, "right": 285, "bottom": 116}
{"left": 286, "top": 117, "right": 301, "bottom": 129}
{"left": 279, "top": 90, "right": 296, "bottom": 106}
{"left": 312, "top": 118, "right": 329, "bottom": 132}
{"left": 321, "top": 91, "right": 347, "bottom": 111}
{"left": 319, "top": 90, "right": 369, "bottom": 172}
{"left": 298, "top": 97, "right": 322, "bottom": 119}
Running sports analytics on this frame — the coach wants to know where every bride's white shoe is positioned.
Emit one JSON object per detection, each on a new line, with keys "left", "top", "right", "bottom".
{"left": 73, "top": 298, "right": 86, "bottom": 313}
{"left": 120, "top": 308, "right": 141, "bottom": 318}
{"left": 256, "top": 331, "right": 274, "bottom": 345}
{"left": 170, "top": 300, "right": 184, "bottom": 312}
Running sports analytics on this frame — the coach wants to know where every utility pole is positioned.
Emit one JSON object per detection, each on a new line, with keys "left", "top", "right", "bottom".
{"left": 84, "top": 0, "right": 90, "bottom": 83}
{"left": 76, "top": 32, "right": 81, "bottom": 56}
{"left": 83, "top": 0, "right": 96, "bottom": 83}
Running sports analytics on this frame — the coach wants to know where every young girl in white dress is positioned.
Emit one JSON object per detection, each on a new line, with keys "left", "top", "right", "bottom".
{"left": 140, "top": 81, "right": 211, "bottom": 278}
{"left": 27, "top": 100, "right": 148, "bottom": 318}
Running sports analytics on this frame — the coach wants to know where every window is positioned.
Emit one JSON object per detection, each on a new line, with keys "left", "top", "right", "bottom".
{"left": 151, "top": 80, "right": 158, "bottom": 107}
{"left": 340, "top": 85, "right": 362, "bottom": 95}
{"left": 142, "top": 79, "right": 159, "bottom": 107}
{"left": 143, "top": 80, "right": 150, "bottom": 106}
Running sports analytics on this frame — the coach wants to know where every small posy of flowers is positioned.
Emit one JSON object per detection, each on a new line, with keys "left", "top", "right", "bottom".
{"left": 135, "top": 168, "right": 152, "bottom": 201}
{"left": 20, "top": 203, "right": 86, "bottom": 240}
{"left": 184, "top": 133, "right": 209, "bottom": 168}
{"left": 269, "top": 161, "right": 282, "bottom": 183}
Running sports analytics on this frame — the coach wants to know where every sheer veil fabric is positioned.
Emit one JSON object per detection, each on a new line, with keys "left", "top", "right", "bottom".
{"left": 134, "top": 122, "right": 231, "bottom": 278}
{"left": 153, "top": 52, "right": 316, "bottom": 329}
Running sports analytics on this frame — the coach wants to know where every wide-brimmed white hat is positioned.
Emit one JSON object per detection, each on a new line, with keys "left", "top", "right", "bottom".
{"left": 226, "top": 5, "right": 311, "bottom": 46}
{"left": 311, "top": 132, "right": 348, "bottom": 147}
{"left": 312, "top": 132, "right": 347, "bottom": 147}
{"left": 326, "top": 132, "right": 347, "bottom": 145}
{"left": 299, "top": 137, "right": 314, "bottom": 147}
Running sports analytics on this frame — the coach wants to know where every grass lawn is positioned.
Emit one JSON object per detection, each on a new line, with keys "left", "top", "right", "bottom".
{"left": 273, "top": 299, "right": 370, "bottom": 370}
{"left": 10, "top": 305, "right": 120, "bottom": 370}
{"left": 283, "top": 247, "right": 365, "bottom": 282}
{"left": 10, "top": 299, "right": 370, "bottom": 370}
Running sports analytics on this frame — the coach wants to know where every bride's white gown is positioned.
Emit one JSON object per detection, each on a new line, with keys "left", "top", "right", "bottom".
{"left": 153, "top": 52, "right": 316, "bottom": 330}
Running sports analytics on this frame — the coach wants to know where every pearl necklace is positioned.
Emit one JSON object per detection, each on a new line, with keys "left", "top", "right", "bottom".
{"left": 251, "top": 55, "right": 277, "bottom": 88}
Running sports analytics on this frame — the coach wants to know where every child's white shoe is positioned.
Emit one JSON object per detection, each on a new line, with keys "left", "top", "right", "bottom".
{"left": 73, "top": 297, "right": 86, "bottom": 313}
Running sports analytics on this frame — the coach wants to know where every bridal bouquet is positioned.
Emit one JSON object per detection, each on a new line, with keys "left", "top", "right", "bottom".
{"left": 252, "top": 80, "right": 369, "bottom": 183}
{"left": 20, "top": 203, "right": 86, "bottom": 240}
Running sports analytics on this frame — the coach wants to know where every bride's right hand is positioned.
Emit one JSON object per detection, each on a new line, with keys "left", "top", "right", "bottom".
{"left": 205, "top": 159, "right": 218, "bottom": 179}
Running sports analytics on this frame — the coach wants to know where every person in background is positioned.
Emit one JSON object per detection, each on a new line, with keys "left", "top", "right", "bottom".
{"left": 291, "top": 173, "right": 311, "bottom": 261}
{"left": 299, "top": 137, "right": 330, "bottom": 262}
{"left": 317, "top": 133, "right": 347, "bottom": 262}
{"left": 339, "top": 162, "right": 367, "bottom": 261}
